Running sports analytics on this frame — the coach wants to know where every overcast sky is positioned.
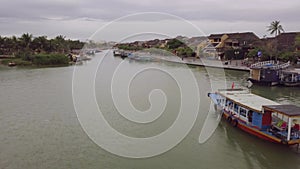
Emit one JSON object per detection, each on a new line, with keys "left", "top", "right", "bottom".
{"left": 1, "top": 0, "right": 300, "bottom": 41}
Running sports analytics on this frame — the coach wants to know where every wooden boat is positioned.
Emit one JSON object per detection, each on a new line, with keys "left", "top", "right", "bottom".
{"left": 113, "top": 50, "right": 122, "bottom": 56}
{"left": 113, "top": 50, "right": 129, "bottom": 59}
{"left": 208, "top": 88, "right": 300, "bottom": 145}
{"left": 248, "top": 60, "right": 290, "bottom": 86}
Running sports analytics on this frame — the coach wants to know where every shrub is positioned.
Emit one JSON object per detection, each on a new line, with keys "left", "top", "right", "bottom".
{"left": 15, "top": 49, "right": 33, "bottom": 61}
{"left": 32, "top": 54, "right": 69, "bottom": 65}
{"left": 278, "top": 51, "right": 297, "bottom": 63}
{"left": 167, "top": 39, "right": 184, "bottom": 49}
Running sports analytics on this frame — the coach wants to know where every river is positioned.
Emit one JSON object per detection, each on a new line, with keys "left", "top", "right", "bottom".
{"left": 0, "top": 51, "right": 299, "bottom": 169}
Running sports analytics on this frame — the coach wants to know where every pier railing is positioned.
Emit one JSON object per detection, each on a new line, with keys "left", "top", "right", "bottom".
{"left": 276, "top": 61, "right": 290, "bottom": 69}
{"left": 250, "top": 60, "right": 290, "bottom": 69}
{"left": 250, "top": 60, "right": 274, "bottom": 68}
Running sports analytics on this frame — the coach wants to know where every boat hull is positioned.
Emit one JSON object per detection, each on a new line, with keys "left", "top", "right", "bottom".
{"left": 282, "top": 82, "right": 300, "bottom": 87}
{"left": 221, "top": 110, "right": 300, "bottom": 145}
{"left": 247, "top": 78, "right": 279, "bottom": 86}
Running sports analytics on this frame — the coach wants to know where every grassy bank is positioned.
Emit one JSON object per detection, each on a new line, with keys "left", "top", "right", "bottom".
{"left": 1, "top": 58, "right": 32, "bottom": 66}
{"left": 32, "top": 54, "right": 69, "bottom": 66}
{"left": 1, "top": 53, "right": 70, "bottom": 67}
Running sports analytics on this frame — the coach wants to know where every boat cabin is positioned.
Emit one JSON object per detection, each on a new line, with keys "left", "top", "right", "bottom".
{"left": 217, "top": 89, "right": 280, "bottom": 128}
{"left": 211, "top": 89, "right": 300, "bottom": 145}
{"left": 263, "top": 105, "right": 300, "bottom": 144}
{"left": 248, "top": 60, "right": 290, "bottom": 86}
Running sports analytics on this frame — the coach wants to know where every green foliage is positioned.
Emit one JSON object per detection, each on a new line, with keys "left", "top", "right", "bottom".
{"left": 247, "top": 48, "right": 271, "bottom": 61}
{"left": 15, "top": 49, "right": 33, "bottom": 61}
{"left": 176, "top": 47, "right": 195, "bottom": 57}
{"left": 69, "top": 40, "right": 84, "bottom": 50}
{"left": 247, "top": 48, "right": 260, "bottom": 58}
{"left": 117, "top": 44, "right": 143, "bottom": 51}
{"left": 19, "top": 33, "right": 33, "bottom": 48}
{"left": 267, "top": 20, "right": 284, "bottom": 36}
{"left": 278, "top": 51, "right": 296, "bottom": 62}
{"left": 2, "top": 53, "right": 70, "bottom": 66}
{"left": 295, "top": 35, "right": 300, "bottom": 49}
{"left": 295, "top": 50, "right": 300, "bottom": 58}
{"left": 32, "top": 54, "right": 69, "bottom": 66}
{"left": 0, "top": 33, "right": 84, "bottom": 55}
{"left": 167, "top": 39, "right": 184, "bottom": 49}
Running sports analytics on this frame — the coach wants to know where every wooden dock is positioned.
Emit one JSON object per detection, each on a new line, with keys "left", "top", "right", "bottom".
{"left": 145, "top": 53, "right": 250, "bottom": 71}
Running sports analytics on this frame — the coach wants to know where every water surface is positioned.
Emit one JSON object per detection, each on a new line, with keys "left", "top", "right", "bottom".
{"left": 0, "top": 51, "right": 299, "bottom": 169}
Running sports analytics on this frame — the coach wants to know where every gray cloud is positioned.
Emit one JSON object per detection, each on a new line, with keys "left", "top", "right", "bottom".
{"left": 0, "top": 0, "right": 299, "bottom": 40}
{"left": 2, "top": 0, "right": 300, "bottom": 21}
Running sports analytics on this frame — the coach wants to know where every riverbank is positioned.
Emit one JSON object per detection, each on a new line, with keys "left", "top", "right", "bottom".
{"left": 132, "top": 51, "right": 250, "bottom": 71}
{"left": 161, "top": 56, "right": 249, "bottom": 71}
{"left": 0, "top": 58, "right": 33, "bottom": 66}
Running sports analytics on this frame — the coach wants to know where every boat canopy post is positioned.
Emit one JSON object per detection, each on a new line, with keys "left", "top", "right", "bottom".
{"left": 287, "top": 117, "right": 292, "bottom": 141}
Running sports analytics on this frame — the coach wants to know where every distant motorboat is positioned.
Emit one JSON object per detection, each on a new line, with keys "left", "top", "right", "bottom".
{"left": 8, "top": 62, "right": 16, "bottom": 67}
{"left": 86, "top": 50, "right": 95, "bottom": 56}
{"left": 280, "top": 69, "right": 300, "bottom": 87}
{"left": 113, "top": 50, "right": 122, "bottom": 56}
{"left": 127, "top": 53, "right": 155, "bottom": 62}
{"left": 113, "top": 50, "right": 129, "bottom": 59}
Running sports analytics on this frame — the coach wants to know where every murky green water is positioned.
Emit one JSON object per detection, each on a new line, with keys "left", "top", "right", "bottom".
{"left": 0, "top": 51, "right": 299, "bottom": 169}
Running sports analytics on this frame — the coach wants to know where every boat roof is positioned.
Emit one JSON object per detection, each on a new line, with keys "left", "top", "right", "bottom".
{"left": 218, "top": 89, "right": 279, "bottom": 112}
{"left": 263, "top": 105, "right": 300, "bottom": 117}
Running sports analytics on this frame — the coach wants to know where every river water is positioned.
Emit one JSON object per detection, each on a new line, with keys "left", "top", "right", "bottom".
{"left": 0, "top": 51, "right": 299, "bottom": 169}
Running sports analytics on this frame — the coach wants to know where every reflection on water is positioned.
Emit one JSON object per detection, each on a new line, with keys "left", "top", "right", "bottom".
{"left": 0, "top": 51, "right": 299, "bottom": 169}
{"left": 251, "top": 85, "right": 300, "bottom": 105}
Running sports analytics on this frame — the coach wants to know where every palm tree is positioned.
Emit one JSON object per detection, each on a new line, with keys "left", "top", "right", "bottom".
{"left": 31, "top": 36, "right": 48, "bottom": 52}
{"left": 19, "top": 33, "right": 33, "bottom": 49}
{"left": 11, "top": 36, "right": 20, "bottom": 54}
{"left": 267, "top": 20, "right": 284, "bottom": 37}
{"left": 53, "top": 35, "right": 68, "bottom": 53}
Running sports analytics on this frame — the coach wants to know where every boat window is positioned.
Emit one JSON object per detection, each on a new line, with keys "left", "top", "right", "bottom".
{"left": 234, "top": 104, "right": 239, "bottom": 113}
{"left": 248, "top": 110, "right": 253, "bottom": 123}
{"left": 221, "top": 99, "right": 225, "bottom": 106}
{"left": 240, "top": 108, "right": 247, "bottom": 117}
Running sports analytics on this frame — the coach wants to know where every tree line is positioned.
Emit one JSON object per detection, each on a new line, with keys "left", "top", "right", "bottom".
{"left": 0, "top": 33, "right": 85, "bottom": 66}
{"left": 0, "top": 33, "right": 84, "bottom": 56}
